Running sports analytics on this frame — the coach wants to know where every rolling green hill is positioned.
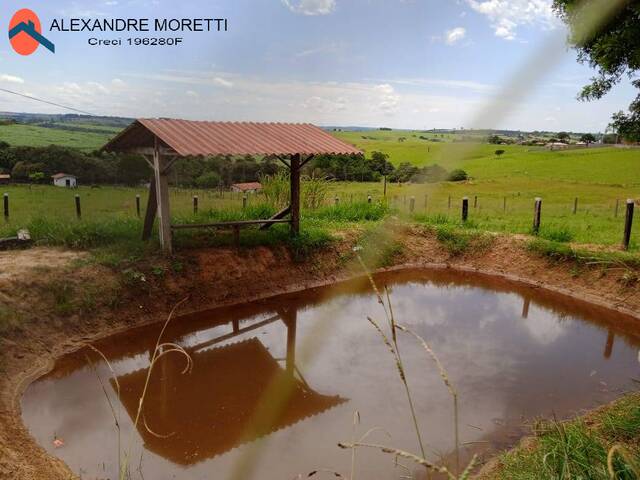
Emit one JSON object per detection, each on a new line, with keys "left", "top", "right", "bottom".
{"left": 0, "top": 122, "right": 121, "bottom": 151}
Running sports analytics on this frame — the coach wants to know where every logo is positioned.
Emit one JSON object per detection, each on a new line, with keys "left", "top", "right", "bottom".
{"left": 8, "top": 9, "right": 55, "bottom": 55}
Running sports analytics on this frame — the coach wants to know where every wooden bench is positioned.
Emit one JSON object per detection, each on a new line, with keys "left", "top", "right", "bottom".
{"left": 171, "top": 219, "right": 291, "bottom": 247}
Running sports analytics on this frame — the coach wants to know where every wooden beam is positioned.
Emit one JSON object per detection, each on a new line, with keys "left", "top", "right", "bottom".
{"left": 171, "top": 219, "right": 290, "bottom": 230}
{"left": 290, "top": 153, "right": 301, "bottom": 236}
{"left": 259, "top": 205, "right": 291, "bottom": 230}
{"left": 154, "top": 136, "right": 173, "bottom": 254}
{"left": 142, "top": 177, "right": 157, "bottom": 241}
{"left": 300, "top": 154, "right": 315, "bottom": 168}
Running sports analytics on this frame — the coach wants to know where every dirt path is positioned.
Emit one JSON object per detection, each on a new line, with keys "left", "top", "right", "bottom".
{"left": 0, "top": 231, "right": 639, "bottom": 480}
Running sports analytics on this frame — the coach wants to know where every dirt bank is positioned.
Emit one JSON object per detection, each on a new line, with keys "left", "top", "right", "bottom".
{"left": 1, "top": 229, "right": 639, "bottom": 480}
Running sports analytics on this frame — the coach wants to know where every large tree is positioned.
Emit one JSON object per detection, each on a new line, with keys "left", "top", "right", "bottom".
{"left": 553, "top": 0, "right": 640, "bottom": 141}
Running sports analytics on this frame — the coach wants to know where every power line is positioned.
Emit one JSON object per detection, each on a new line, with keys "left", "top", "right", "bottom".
{"left": 0, "top": 87, "right": 95, "bottom": 116}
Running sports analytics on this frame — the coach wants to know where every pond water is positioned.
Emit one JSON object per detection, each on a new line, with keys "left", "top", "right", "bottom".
{"left": 22, "top": 269, "right": 640, "bottom": 480}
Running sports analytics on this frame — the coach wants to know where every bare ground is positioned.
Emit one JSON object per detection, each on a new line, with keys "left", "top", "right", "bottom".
{"left": 0, "top": 229, "right": 639, "bottom": 480}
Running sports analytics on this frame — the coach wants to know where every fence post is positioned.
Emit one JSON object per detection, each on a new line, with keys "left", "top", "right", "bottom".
{"left": 573, "top": 197, "right": 578, "bottom": 215}
{"left": 3, "top": 193, "right": 8, "bottom": 222}
{"left": 383, "top": 176, "right": 387, "bottom": 197}
{"left": 335, "top": 196, "right": 339, "bottom": 206}
{"left": 503, "top": 196, "right": 507, "bottom": 212}
{"left": 448, "top": 195, "right": 451, "bottom": 210}
{"left": 533, "top": 197, "right": 542, "bottom": 234}
{"left": 136, "top": 194, "right": 141, "bottom": 218}
{"left": 403, "top": 195, "right": 407, "bottom": 206}
{"left": 75, "top": 194, "right": 81, "bottom": 219}
{"left": 193, "top": 195, "right": 198, "bottom": 214}
{"left": 615, "top": 199, "right": 620, "bottom": 218}
{"left": 243, "top": 195, "right": 247, "bottom": 209}
{"left": 424, "top": 194, "right": 428, "bottom": 210}
{"left": 474, "top": 195, "right": 478, "bottom": 209}
{"left": 623, "top": 199, "right": 634, "bottom": 250}
{"left": 462, "top": 196, "right": 469, "bottom": 222}
{"left": 409, "top": 196, "right": 415, "bottom": 213}
{"left": 367, "top": 195, "right": 372, "bottom": 204}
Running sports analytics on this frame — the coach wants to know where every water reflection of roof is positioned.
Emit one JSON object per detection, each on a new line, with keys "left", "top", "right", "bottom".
{"left": 115, "top": 338, "right": 346, "bottom": 465}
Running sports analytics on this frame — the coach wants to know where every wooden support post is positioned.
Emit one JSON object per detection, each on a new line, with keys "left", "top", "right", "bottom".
{"left": 290, "top": 153, "right": 301, "bottom": 236}
{"left": 622, "top": 199, "right": 634, "bottom": 250}
{"left": 573, "top": 197, "right": 578, "bottom": 215}
{"left": 462, "top": 197, "right": 469, "bottom": 222}
{"left": 142, "top": 178, "right": 157, "bottom": 241}
{"left": 242, "top": 195, "right": 247, "bottom": 209}
{"left": 75, "top": 194, "right": 81, "bottom": 219}
{"left": 193, "top": 195, "right": 198, "bottom": 214}
{"left": 136, "top": 194, "right": 141, "bottom": 218}
{"left": 409, "top": 196, "right": 415, "bottom": 213}
{"left": 3, "top": 193, "right": 8, "bottom": 222}
{"left": 233, "top": 225, "right": 240, "bottom": 248}
{"left": 615, "top": 199, "right": 620, "bottom": 218}
{"left": 533, "top": 197, "right": 542, "bottom": 235}
{"left": 153, "top": 137, "right": 173, "bottom": 254}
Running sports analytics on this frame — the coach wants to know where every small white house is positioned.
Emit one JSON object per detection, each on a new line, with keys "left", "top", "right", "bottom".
{"left": 52, "top": 173, "right": 77, "bottom": 188}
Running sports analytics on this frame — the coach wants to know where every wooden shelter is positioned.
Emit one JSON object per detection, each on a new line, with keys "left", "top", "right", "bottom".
{"left": 103, "top": 118, "right": 362, "bottom": 253}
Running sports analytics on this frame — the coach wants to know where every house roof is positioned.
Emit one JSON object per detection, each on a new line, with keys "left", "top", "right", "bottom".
{"left": 232, "top": 182, "right": 262, "bottom": 191}
{"left": 103, "top": 118, "right": 363, "bottom": 157}
{"left": 51, "top": 173, "right": 77, "bottom": 179}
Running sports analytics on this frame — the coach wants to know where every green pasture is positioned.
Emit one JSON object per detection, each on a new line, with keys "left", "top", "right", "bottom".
{"left": 0, "top": 123, "right": 118, "bottom": 151}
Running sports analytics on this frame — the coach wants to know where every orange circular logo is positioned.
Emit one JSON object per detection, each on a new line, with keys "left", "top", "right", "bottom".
{"left": 9, "top": 9, "right": 42, "bottom": 55}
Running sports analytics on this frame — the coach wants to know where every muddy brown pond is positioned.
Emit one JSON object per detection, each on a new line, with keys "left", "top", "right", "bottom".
{"left": 22, "top": 269, "right": 640, "bottom": 479}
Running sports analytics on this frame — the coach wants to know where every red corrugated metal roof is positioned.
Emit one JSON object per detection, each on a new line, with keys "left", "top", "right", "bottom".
{"left": 103, "top": 118, "right": 362, "bottom": 157}
{"left": 231, "top": 182, "right": 262, "bottom": 191}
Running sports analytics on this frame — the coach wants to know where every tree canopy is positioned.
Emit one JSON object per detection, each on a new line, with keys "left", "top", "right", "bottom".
{"left": 553, "top": 0, "right": 640, "bottom": 141}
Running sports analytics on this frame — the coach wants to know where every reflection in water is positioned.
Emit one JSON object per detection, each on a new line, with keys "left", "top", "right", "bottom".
{"left": 117, "top": 316, "right": 345, "bottom": 464}
{"left": 21, "top": 269, "right": 640, "bottom": 480}
{"left": 604, "top": 329, "right": 615, "bottom": 359}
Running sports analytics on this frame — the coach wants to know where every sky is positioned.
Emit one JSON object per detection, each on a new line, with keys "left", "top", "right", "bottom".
{"left": 0, "top": 0, "right": 637, "bottom": 132}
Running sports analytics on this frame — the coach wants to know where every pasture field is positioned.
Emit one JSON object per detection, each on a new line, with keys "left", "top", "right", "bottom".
{"left": 0, "top": 123, "right": 119, "bottom": 151}
{"left": 0, "top": 126, "right": 638, "bottom": 249}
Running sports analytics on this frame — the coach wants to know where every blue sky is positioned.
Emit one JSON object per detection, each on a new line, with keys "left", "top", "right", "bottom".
{"left": 1, "top": 0, "right": 637, "bottom": 131}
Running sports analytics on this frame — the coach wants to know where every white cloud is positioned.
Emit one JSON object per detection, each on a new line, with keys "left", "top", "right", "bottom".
{"left": 186, "top": 90, "right": 199, "bottom": 98}
{"left": 212, "top": 77, "right": 234, "bottom": 88}
{"left": 282, "top": 0, "right": 336, "bottom": 15}
{"left": 445, "top": 27, "right": 467, "bottom": 45}
{"left": 111, "top": 78, "right": 126, "bottom": 87}
{"left": 465, "top": 0, "right": 558, "bottom": 40}
{"left": 0, "top": 74, "right": 25, "bottom": 84}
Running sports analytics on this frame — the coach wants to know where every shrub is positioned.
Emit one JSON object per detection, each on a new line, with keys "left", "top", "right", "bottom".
{"left": 447, "top": 169, "right": 468, "bottom": 182}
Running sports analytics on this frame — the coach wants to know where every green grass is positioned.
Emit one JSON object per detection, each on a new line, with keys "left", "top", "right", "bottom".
{"left": 496, "top": 394, "right": 640, "bottom": 480}
{"left": 0, "top": 123, "right": 119, "bottom": 151}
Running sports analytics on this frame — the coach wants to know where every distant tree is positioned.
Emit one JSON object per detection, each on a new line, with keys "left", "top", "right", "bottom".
{"left": 447, "top": 169, "right": 468, "bottom": 182}
{"left": 610, "top": 111, "right": 640, "bottom": 143}
{"left": 196, "top": 171, "right": 222, "bottom": 188}
{"left": 28, "top": 171, "right": 46, "bottom": 184}
{"left": 388, "top": 162, "right": 419, "bottom": 183}
{"left": 495, "top": 149, "right": 506, "bottom": 157}
{"left": 580, "top": 133, "right": 596, "bottom": 145}
{"left": 554, "top": 0, "right": 640, "bottom": 142}
{"left": 557, "top": 132, "right": 570, "bottom": 142}
{"left": 369, "top": 151, "right": 395, "bottom": 176}
{"left": 487, "top": 135, "right": 502, "bottom": 144}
